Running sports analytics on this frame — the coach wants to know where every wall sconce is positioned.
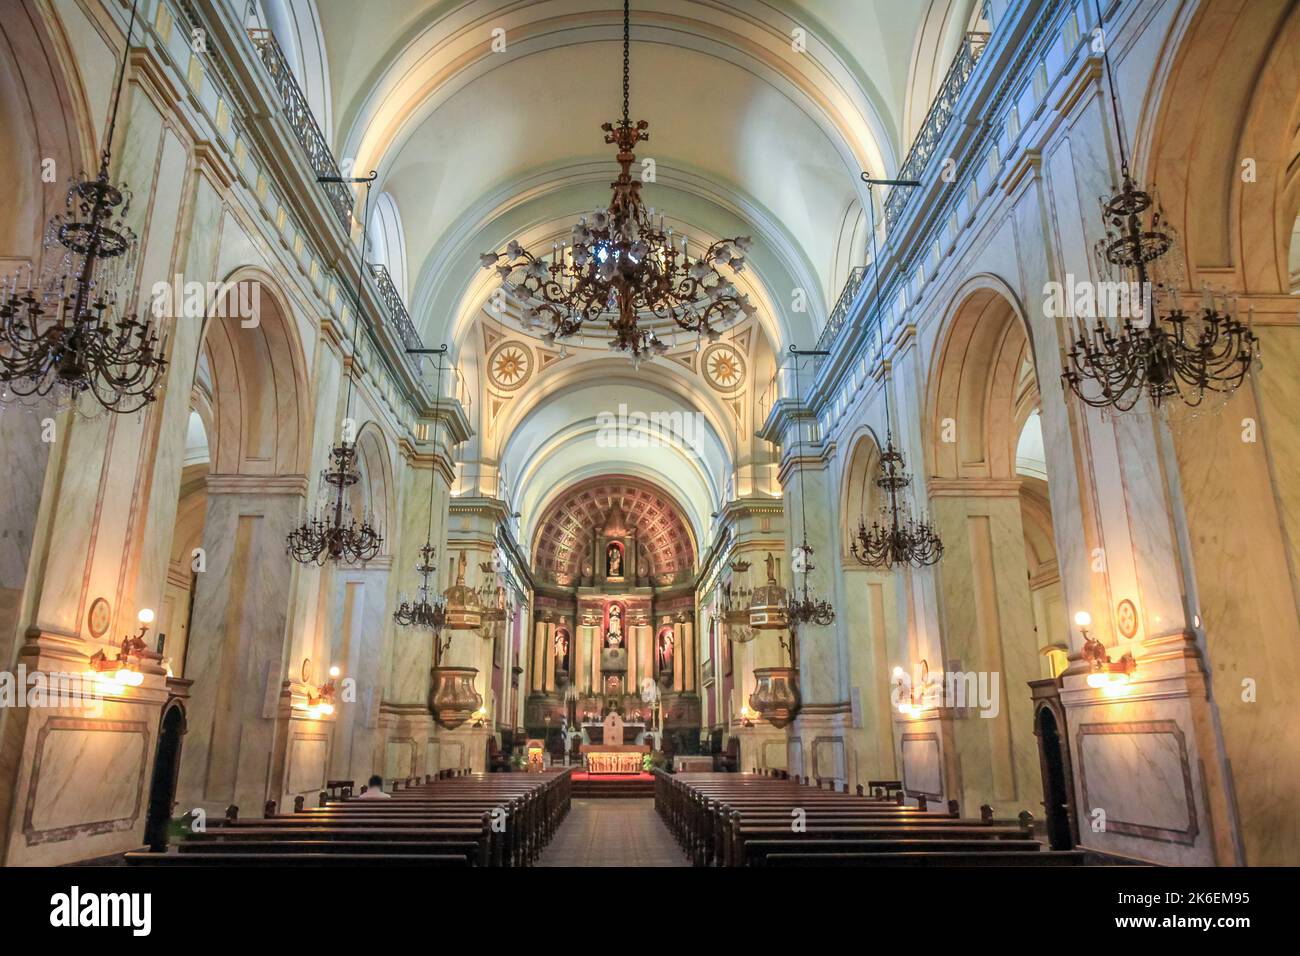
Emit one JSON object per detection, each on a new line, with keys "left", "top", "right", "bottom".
{"left": 88, "top": 608, "right": 157, "bottom": 688}
{"left": 893, "top": 660, "right": 931, "bottom": 716}
{"left": 1075, "top": 611, "right": 1136, "bottom": 690}
{"left": 738, "top": 704, "right": 757, "bottom": 728}
{"left": 298, "top": 662, "right": 341, "bottom": 718}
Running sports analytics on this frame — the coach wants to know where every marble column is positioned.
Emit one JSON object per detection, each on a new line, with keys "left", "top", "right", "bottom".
{"left": 174, "top": 478, "right": 305, "bottom": 815}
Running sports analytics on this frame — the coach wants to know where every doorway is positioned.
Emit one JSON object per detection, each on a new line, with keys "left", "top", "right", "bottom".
{"left": 143, "top": 702, "right": 186, "bottom": 851}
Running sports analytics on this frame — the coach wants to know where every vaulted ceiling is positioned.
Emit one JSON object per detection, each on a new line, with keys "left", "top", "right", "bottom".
{"left": 261, "top": 0, "right": 984, "bottom": 551}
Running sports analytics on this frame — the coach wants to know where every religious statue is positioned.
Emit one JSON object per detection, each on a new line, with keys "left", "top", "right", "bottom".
{"left": 554, "top": 629, "right": 570, "bottom": 671}
{"left": 606, "top": 603, "right": 623, "bottom": 647}
{"left": 764, "top": 551, "right": 777, "bottom": 583}
{"left": 606, "top": 542, "right": 622, "bottom": 577}
{"left": 658, "top": 628, "right": 675, "bottom": 674}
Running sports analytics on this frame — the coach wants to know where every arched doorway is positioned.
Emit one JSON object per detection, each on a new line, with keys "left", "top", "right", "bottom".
{"left": 144, "top": 700, "right": 187, "bottom": 851}
{"left": 926, "top": 279, "right": 1068, "bottom": 814}
{"left": 839, "top": 430, "right": 902, "bottom": 786}
{"left": 1032, "top": 695, "right": 1077, "bottom": 851}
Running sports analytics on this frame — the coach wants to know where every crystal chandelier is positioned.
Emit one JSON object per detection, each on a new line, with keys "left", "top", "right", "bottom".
{"left": 1061, "top": 0, "right": 1257, "bottom": 413}
{"left": 395, "top": 346, "right": 450, "bottom": 633}
{"left": 851, "top": 179, "right": 943, "bottom": 570}
{"left": 287, "top": 172, "right": 383, "bottom": 565}
{"left": 479, "top": 0, "right": 755, "bottom": 360}
{"left": 0, "top": 0, "right": 167, "bottom": 414}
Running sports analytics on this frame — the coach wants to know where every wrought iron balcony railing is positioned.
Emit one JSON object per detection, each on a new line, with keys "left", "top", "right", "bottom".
{"left": 884, "top": 31, "right": 990, "bottom": 231}
{"left": 247, "top": 28, "right": 353, "bottom": 229}
{"left": 814, "top": 265, "right": 867, "bottom": 354}
{"left": 368, "top": 263, "right": 425, "bottom": 364}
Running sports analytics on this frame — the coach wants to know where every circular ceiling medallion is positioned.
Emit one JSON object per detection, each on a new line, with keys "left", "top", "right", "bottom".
{"left": 702, "top": 342, "right": 745, "bottom": 392}
{"left": 487, "top": 341, "right": 533, "bottom": 391}
{"left": 1116, "top": 599, "right": 1139, "bottom": 639}
{"left": 87, "top": 597, "right": 111, "bottom": 639}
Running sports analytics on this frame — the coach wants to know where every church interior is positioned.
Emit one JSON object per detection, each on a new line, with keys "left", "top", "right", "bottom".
{"left": 0, "top": 0, "right": 1298, "bottom": 891}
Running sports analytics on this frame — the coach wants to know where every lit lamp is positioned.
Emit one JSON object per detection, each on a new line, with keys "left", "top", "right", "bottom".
{"left": 298, "top": 663, "right": 341, "bottom": 718}
{"left": 892, "top": 660, "right": 932, "bottom": 717}
{"left": 1075, "top": 611, "right": 1136, "bottom": 690}
{"left": 88, "top": 608, "right": 158, "bottom": 688}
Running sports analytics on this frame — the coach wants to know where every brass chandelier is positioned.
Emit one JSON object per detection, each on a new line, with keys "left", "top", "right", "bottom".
{"left": 782, "top": 347, "right": 835, "bottom": 629}
{"left": 1061, "top": 0, "right": 1257, "bottom": 413}
{"left": 394, "top": 346, "right": 450, "bottom": 633}
{"left": 286, "top": 173, "right": 383, "bottom": 565}
{"left": 479, "top": 0, "right": 755, "bottom": 360}
{"left": 851, "top": 435, "right": 944, "bottom": 569}
{"left": 0, "top": 0, "right": 167, "bottom": 414}
{"left": 852, "top": 178, "right": 943, "bottom": 570}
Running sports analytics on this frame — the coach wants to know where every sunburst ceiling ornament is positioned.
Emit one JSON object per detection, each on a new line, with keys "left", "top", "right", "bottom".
{"left": 478, "top": 0, "right": 755, "bottom": 363}
{"left": 487, "top": 341, "right": 532, "bottom": 390}
{"left": 703, "top": 342, "right": 745, "bottom": 392}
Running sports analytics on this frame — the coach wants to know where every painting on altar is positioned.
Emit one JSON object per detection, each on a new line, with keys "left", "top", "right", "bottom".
{"left": 605, "top": 541, "right": 624, "bottom": 579}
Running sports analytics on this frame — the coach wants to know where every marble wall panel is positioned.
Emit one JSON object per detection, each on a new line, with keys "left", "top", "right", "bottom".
{"left": 901, "top": 733, "right": 943, "bottom": 798}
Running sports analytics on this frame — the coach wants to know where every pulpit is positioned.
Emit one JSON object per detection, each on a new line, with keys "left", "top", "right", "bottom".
{"left": 580, "top": 712, "right": 649, "bottom": 773}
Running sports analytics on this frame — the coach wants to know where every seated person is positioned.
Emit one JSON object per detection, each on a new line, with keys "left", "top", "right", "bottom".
{"left": 358, "top": 774, "right": 391, "bottom": 799}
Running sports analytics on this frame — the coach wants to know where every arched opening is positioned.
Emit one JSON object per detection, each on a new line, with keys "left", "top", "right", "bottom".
{"left": 144, "top": 701, "right": 187, "bottom": 851}
{"left": 325, "top": 420, "right": 394, "bottom": 784}
{"left": 838, "top": 429, "right": 900, "bottom": 786}
{"left": 170, "top": 274, "right": 312, "bottom": 814}
{"left": 926, "top": 281, "right": 1067, "bottom": 813}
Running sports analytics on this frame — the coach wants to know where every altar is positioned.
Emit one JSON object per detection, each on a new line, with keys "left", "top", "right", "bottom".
{"left": 579, "top": 713, "right": 649, "bottom": 774}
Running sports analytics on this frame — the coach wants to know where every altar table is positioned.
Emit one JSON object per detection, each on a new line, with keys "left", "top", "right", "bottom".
{"left": 581, "top": 744, "right": 649, "bottom": 774}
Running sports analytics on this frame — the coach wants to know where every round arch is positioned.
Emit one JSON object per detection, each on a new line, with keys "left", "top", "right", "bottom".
{"left": 202, "top": 267, "right": 312, "bottom": 477}
{"left": 1140, "top": 0, "right": 1300, "bottom": 294}
{"left": 838, "top": 426, "right": 882, "bottom": 565}
{"left": 925, "top": 275, "right": 1038, "bottom": 482}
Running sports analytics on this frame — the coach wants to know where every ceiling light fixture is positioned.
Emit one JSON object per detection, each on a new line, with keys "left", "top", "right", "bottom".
{"left": 1061, "top": 0, "right": 1257, "bottom": 414}
{"left": 0, "top": 0, "right": 167, "bottom": 414}
{"left": 287, "top": 172, "right": 383, "bottom": 565}
{"left": 851, "top": 177, "right": 943, "bottom": 570}
{"left": 479, "top": 0, "right": 755, "bottom": 361}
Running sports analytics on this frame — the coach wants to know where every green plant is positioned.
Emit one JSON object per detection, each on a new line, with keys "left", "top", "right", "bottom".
{"left": 642, "top": 752, "right": 654, "bottom": 772}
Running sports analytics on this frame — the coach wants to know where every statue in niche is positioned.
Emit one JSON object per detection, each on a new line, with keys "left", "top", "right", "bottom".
{"left": 606, "top": 604, "right": 623, "bottom": 647}
{"left": 554, "top": 629, "right": 570, "bottom": 673}
{"left": 606, "top": 542, "right": 623, "bottom": 578}
{"left": 657, "top": 628, "right": 675, "bottom": 674}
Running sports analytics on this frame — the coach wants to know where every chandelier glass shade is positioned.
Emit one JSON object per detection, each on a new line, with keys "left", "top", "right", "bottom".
{"left": 479, "top": 0, "right": 755, "bottom": 360}
{"left": 286, "top": 440, "right": 383, "bottom": 565}
{"left": 0, "top": 0, "right": 167, "bottom": 414}
{"left": 1061, "top": 0, "right": 1257, "bottom": 414}
{"left": 394, "top": 542, "right": 448, "bottom": 632}
{"left": 851, "top": 443, "right": 944, "bottom": 569}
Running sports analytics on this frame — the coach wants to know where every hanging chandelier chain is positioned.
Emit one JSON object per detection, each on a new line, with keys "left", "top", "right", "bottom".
{"left": 102, "top": 0, "right": 142, "bottom": 173}
{"left": 622, "top": 0, "right": 631, "bottom": 128}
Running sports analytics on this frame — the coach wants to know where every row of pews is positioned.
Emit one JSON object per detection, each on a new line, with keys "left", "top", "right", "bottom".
{"left": 125, "top": 769, "right": 572, "bottom": 867}
{"left": 656, "top": 770, "right": 1086, "bottom": 867}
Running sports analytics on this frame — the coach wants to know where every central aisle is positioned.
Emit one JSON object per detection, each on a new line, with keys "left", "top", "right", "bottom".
{"left": 537, "top": 798, "right": 690, "bottom": 867}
